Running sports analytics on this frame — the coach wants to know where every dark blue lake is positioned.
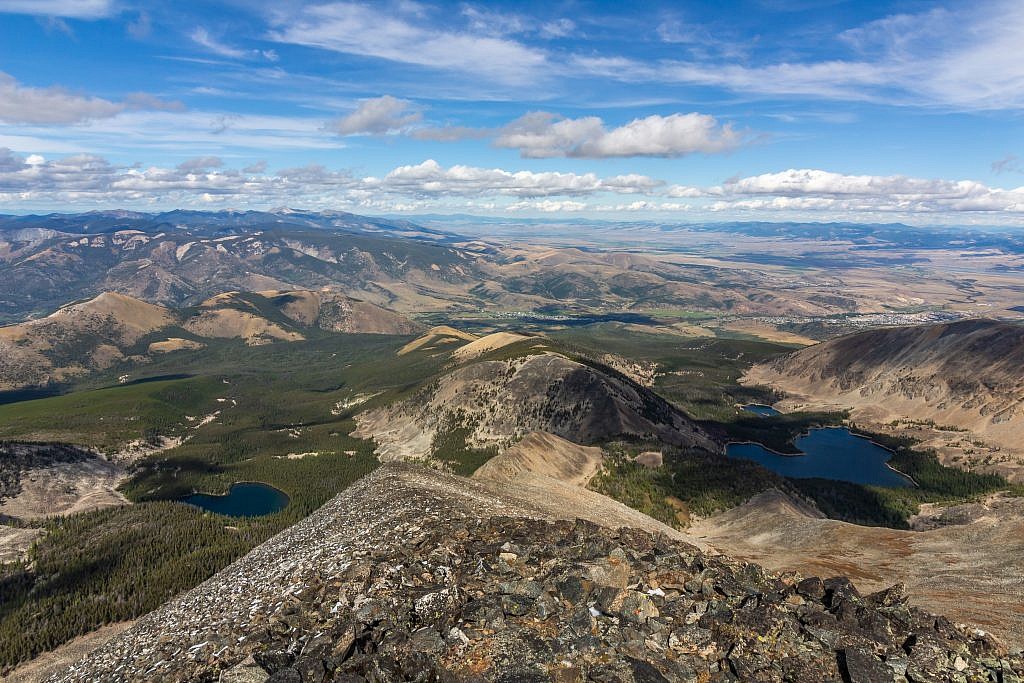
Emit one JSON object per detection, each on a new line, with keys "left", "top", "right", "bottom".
{"left": 181, "top": 482, "right": 289, "bottom": 517}
{"left": 727, "top": 427, "right": 914, "bottom": 488}
{"left": 741, "top": 404, "right": 781, "bottom": 417}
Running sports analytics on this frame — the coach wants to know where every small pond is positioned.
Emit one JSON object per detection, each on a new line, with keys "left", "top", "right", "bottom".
{"left": 741, "top": 404, "right": 781, "bottom": 417}
{"left": 180, "top": 482, "right": 289, "bottom": 517}
{"left": 727, "top": 427, "right": 914, "bottom": 488}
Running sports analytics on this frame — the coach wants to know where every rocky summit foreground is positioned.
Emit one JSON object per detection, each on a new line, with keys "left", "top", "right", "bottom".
{"left": 53, "top": 465, "right": 1021, "bottom": 683}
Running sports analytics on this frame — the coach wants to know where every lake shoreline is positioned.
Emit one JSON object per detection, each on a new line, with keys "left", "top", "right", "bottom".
{"left": 179, "top": 481, "right": 290, "bottom": 517}
{"left": 726, "top": 426, "right": 917, "bottom": 488}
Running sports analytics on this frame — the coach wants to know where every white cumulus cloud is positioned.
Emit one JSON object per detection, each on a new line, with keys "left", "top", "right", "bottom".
{"left": 0, "top": 152, "right": 665, "bottom": 207}
{"left": 715, "top": 168, "right": 1024, "bottom": 214}
{"left": 494, "top": 112, "right": 743, "bottom": 158}
{"left": 371, "top": 159, "right": 662, "bottom": 198}
{"left": 329, "top": 96, "right": 422, "bottom": 136}
{"left": 3, "top": 149, "right": 1023, "bottom": 220}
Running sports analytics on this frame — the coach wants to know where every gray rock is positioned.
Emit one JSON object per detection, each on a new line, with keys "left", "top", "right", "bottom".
{"left": 219, "top": 656, "right": 270, "bottom": 683}
{"left": 841, "top": 647, "right": 893, "bottom": 683}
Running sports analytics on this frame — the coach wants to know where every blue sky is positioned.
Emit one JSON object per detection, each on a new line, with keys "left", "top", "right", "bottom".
{"left": 0, "top": 0, "right": 1021, "bottom": 224}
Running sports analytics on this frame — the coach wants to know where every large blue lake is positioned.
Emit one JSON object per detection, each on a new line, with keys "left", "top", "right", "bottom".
{"left": 181, "top": 482, "right": 289, "bottom": 517}
{"left": 727, "top": 427, "right": 914, "bottom": 488}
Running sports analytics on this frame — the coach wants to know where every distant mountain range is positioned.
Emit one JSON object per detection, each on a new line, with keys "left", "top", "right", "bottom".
{"left": 0, "top": 209, "right": 455, "bottom": 240}
{"left": 0, "top": 209, "right": 491, "bottom": 323}
{"left": 2, "top": 209, "right": 895, "bottom": 326}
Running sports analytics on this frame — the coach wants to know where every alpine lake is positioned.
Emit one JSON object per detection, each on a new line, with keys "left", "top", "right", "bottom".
{"left": 732, "top": 407, "right": 913, "bottom": 487}
{"left": 180, "top": 482, "right": 290, "bottom": 517}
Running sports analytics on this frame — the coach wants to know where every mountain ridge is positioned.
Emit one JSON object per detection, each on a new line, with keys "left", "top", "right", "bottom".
{"left": 48, "top": 464, "right": 1023, "bottom": 682}
{"left": 353, "top": 348, "right": 717, "bottom": 464}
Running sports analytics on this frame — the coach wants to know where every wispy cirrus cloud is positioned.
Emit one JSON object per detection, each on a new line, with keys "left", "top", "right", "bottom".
{"left": 0, "top": 0, "right": 114, "bottom": 18}
{"left": 575, "top": 1, "right": 1024, "bottom": 110}
{"left": 0, "top": 110, "right": 345, "bottom": 155}
{"left": 190, "top": 27, "right": 278, "bottom": 61}
{"left": 460, "top": 6, "right": 574, "bottom": 39}
{"left": 267, "top": 2, "right": 548, "bottom": 86}
{"left": 992, "top": 156, "right": 1023, "bottom": 175}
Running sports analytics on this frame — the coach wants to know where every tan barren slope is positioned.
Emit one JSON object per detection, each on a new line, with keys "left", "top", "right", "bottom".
{"left": 469, "top": 431, "right": 703, "bottom": 550}
{"left": 472, "top": 431, "right": 603, "bottom": 487}
{"left": 255, "top": 290, "right": 422, "bottom": 335}
{"left": 0, "top": 290, "right": 420, "bottom": 387}
{"left": 451, "top": 332, "right": 532, "bottom": 361}
{"left": 691, "top": 488, "right": 1024, "bottom": 643}
{"left": 397, "top": 325, "right": 478, "bottom": 356}
{"left": 0, "top": 293, "right": 173, "bottom": 388}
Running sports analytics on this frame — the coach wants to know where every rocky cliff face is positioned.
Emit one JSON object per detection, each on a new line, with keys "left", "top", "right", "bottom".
{"left": 51, "top": 465, "right": 1022, "bottom": 683}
